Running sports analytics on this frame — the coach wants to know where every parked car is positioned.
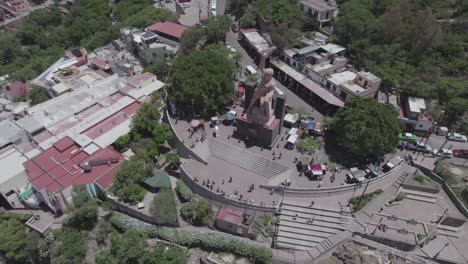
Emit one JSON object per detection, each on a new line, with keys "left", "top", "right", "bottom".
{"left": 399, "top": 133, "right": 417, "bottom": 142}
{"left": 406, "top": 142, "right": 432, "bottom": 153}
{"left": 231, "top": 23, "right": 239, "bottom": 32}
{"left": 452, "top": 149, "right": 468, "bottom": 159}
{"left": 446, "top": 132, "right": 467, "bottom": 143}
{"left": 432, "top": 148, "right": 453, "bottom": 158}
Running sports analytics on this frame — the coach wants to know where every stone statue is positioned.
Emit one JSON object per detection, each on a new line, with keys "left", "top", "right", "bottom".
{"left": 246, "top": 50, "right": 276, "bottom": 126}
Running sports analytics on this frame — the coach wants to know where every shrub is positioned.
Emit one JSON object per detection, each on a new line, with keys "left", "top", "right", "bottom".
{"left": 0, "top": 212, "right": 32, "bottom": 222}
{"left": 180, "top": 202, "right": 194, "bottom": 221}
{"left": 192, "top": 199, "right": 213, "bottom": 226}
{"left": 349, "top": 190, "right": 383, "bottom": 211}
{"left": 296, "top": 138, "right": 320, "bottom": 154}
{"left": 151, "top": 190, "right": 178, "bottom": 225}
{"left": 413, "top": 175, "right": 426, "bottom": 184}
{"left": 180, "top": 199, "right": 213, "bottom": 226}
{"left": 434, "top": 160, "right": 457, "bottom": 185}
{"left": 394, "top": 192, "right": 407, "bottom": 202}
{"left": 110, "top": 213, "right": 272, "bottom": 264}
{"left": 175, "top": 180, "right": 192, "bottom": 202}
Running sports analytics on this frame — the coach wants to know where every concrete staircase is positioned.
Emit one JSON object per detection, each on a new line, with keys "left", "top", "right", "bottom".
{"left": 436, "top": 224, "right": 463, "bottom": 238}
{"left": 402, "top": 188, "right": 437, "bottom": 204}
{"left": 208, "top": 138, "right": 292, "bottom": 179}
{"left": 392, "top": 171, "right": 409, "bottom": 188}
{"left": 276, "top": 201, "right": 353, "bottom": 251}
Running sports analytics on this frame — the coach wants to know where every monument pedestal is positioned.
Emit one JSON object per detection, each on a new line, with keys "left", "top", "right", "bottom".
{"left": 235, "top": 113, "right": 281, "bottom": 148}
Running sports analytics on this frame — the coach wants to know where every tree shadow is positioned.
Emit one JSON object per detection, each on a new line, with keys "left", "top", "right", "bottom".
{"left": 323, "top": 131, "right": 384, "bottom": 168}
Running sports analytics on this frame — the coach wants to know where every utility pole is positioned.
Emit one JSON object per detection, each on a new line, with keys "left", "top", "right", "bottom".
{"left": 355, "top": 178, "right": 371, "bottom": 211}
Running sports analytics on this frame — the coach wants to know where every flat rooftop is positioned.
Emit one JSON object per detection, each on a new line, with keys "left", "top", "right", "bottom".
{"left": 0, "top": 119, "right": 25, "bottom": 148}
{"left": 300, "top": 0, "right": 337, "bottom": 12}
{"left": 243, "top": 31, "right": 272, "bottom": 53}
{"left": 408, "top": 97, "right": 426, "bottom": 114}
{"left": 27, "top": 75, "right": 122, "bottom": 128}
{"left": 0, "top": 147, "right": 27, "bottom": 185}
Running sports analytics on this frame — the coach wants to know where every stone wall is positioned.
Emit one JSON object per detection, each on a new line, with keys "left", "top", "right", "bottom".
{"left": 261, "top": 160, "right": 404, "bottom": 196}
{"left": 179, "top": 163, "right": 276, "bottom": 214}
{"left": 164, "top": 109, "right": 208, "bottom": 164}
{"left": 413, "top": 163, "right": 468, "bottom": 218}
{"left": 107, "top": 195, "right": 179, "bottom": 227}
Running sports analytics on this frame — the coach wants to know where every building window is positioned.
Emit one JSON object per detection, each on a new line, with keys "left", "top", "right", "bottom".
{"left": 332, "top": 85, "right": 336, "bottom": 91}
{"left": 326, "top": 82, "right": 331, "bottom": 89}
{"left": 340, "top": 91, "right": 347, "bottom": 100}
{"left": 279, "top": 54, "right": 284, "bottom": 61}
{"left": 286, "top": 58, "right": 290, "bottom": 64}
{"left": 305, "top": 69, "right": 309, "bottom": 74}
{"left": 292, "top": 61, "right": 297, "bottom": 67}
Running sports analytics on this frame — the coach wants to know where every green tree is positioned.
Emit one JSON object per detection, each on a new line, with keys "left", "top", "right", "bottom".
{"left": 142, "top": 243, "right": 187, "bottom": 264}
{"left": 229, "top": 0, "right": 252, "bottom": 20}
{"left": 114, "top": 154, "right": 154, "bottom": 202}
{"left": 165, "top": 153, "right": 180, "bottom": 168}
{"left": 132, "top": 102, "right": 162, "bottom": 138}
{"left": 191, "top": 199, "right": 213, "bottom": 226}
{"left": 180, "top": 26, "right": 204, "bottom": 54}
{"left": 144, "top": 58, "right": 171, "bottom": 80}
{"left": 28, "top": 85, "right": 50, "bottom": 105}
{"left": 330, "top": 97, "right": 400, "bottom": 163}
{"left": 205, "top": 16, "right": 231, "bottom": 44}
{"left": 153, "top": 123, "right": 174, "bottom": 145}
{"left": 50, "top": 228, "right": 85, "bottom": 264}
{"left": 96, "top": 230, "right": 146, "bottom": 264}
{"left": 0, "top": 218, "right": 39, "bottom": 263}
{"left": 167, "top": 45, "right": 234, "bottom": 114}
{"left": 122, "top": 7, "right": 177, "bottom": 28}
{"left": 0, "top": 32, "right": 21, "bottom": 65}
{"left": 64, "top": 185, "right": 98, "bottom": 230}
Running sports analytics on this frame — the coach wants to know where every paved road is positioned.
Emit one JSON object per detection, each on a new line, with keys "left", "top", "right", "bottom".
{"left": 216, "top": 0, "right": 227, "bottom": 16}
{"left": 225, "top": 29, "right": 324, "bottom": 121}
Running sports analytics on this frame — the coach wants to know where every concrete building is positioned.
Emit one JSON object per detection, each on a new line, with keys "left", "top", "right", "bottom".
{"left": 2, "top": 81, "right": 27, "bottom": 101}
{"left": 405, "top": 97, "right": 427, "bottom": 120}
{"left": 280, "top": 43, "right": 347, "bottom": 83}
{"left": 239, "top": 29, "right": 274, "bottom": 64}
{"left": 215, "top": 207, "right": 253, "bottom": 237}
{"left": 324, "top": 70, "right": 381, "bottom": 101}
{"left": 299, "top": 0, "right": 338, "bottom": 28}
{"left": 0, "top": 147, "right": 29, "bottom": 208}
{"left": 23, "top": 136, "right": 124, "bottom": 214}
{"left": 134, "top": 31, "right": 177, "bottom": 66}
{"left": 145, "top": 21, "right": 188, "bottom": 46}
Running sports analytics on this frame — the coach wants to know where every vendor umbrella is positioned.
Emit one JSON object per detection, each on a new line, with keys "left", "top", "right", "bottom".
{"left": 237, "top": 86, "right": 246, "bottom": 93}
{"left": 224, "top": 112, "right": 236, "bottom": 121}
{"left": 190, "top": 119, "right": 201, "bottom": 128}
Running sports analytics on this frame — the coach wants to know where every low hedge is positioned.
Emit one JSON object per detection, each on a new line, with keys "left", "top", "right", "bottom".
{"left": 0, "top": 212, "right": 32, "bottom": 222}
{"left": 110, "top": 212, "right": 272, "bottom": 264}
{"left": 175, "top": 180, "right": 192, "bottom": 202}
{"left": 151, "top": 190, "right": 178, "bottom": 226}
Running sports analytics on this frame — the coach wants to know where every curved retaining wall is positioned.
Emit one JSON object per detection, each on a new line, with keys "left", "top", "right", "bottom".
{"left": 413, "top": 163, "right": 468, "bottom": 218}
{"left": 179, "top": 163, "right": 276, "bottom": 214}
{"left": 164, "top": 109, "right": 208, "bottom": 165}
{"left": 260, "top": 160, "right": 405, "bottom": 196}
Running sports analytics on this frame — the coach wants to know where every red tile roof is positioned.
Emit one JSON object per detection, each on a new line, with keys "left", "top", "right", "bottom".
{"left": 216, "top": 208, "right": 245, "bottom": 226}
{"left": 4, "top": 81, "right": 27, "bottom": 99}
{"left": 146, "top": 21, "right": 188, "bottom": 40}
{"left": 23, "top": 137, "right": 124, "bottom": 192}
{"left": 91, "top": 58, "right": 110, "bottom": 69}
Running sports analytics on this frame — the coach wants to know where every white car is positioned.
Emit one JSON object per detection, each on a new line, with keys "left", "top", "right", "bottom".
{"left": 447, "top": 132, "right": 467, "bottom": 143}
{"left": 432, "top": 148, "right": 453, "bottom": 158}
